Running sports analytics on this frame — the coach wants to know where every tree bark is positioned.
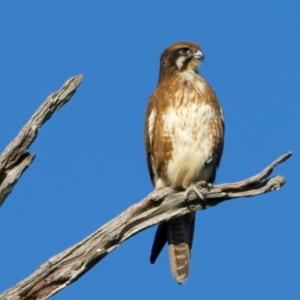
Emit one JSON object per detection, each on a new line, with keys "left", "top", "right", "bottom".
{"left": 0, "top": 152, "right": 291, "bottom": 300}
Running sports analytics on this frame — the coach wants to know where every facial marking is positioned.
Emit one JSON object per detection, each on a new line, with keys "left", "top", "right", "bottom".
{"left": 175, "top": 56, "right": 186, "bottom": 70}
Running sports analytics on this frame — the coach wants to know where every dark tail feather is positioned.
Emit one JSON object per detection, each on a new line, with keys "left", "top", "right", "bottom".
{"left": 167, "top": 213, "right": 196, "bottom": 284}
{"left": 150, "top": 222, "right": 168, "bottom": 264}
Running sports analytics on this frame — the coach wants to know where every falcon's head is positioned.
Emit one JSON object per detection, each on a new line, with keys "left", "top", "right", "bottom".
{"left": 159, "top": 41, "right": 204, "bottom": 81}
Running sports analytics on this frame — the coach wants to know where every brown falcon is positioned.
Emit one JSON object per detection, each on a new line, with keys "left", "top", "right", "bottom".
{"left": 144, "top": 41, "right": 224, "bottom": 284}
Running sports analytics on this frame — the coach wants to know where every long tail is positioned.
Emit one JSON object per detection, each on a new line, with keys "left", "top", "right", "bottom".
{"left": 150, "top": 212, "right": 195, "bottom": 284}
{"left": 167, "top": 212, "right": 195, "bottom": 284}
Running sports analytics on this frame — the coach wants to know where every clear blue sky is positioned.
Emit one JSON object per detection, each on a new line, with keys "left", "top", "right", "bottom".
{"left": 0, "top": 1, "right": 298, "bottom": 299}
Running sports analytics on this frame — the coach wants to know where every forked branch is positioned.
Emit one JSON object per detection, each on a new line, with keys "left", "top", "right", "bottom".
{"left": 0, "top": 75, "right": 83, "bottom": 206}
{"left": 0, "top": 152, "right": 291, "bottom": 300}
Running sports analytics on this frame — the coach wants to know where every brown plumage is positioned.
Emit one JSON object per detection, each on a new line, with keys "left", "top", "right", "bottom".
{"left": 144, "top": 41, "right": 224, "bottom": 283}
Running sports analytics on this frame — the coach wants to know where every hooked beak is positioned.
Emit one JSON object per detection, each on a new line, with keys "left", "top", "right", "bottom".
{"left": 193, "top": 49, "right": 205, "bottom": 61}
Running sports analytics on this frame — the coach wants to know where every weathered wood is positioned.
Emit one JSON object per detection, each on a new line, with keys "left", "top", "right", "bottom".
{"left": 0, "top": 152, "right": 291, "bottom": 300}
{"left": 0, "top": 75, "right": 83, "bottom": 206}
{"left": 0, "top": 154, "right": 35, "bottom": 204}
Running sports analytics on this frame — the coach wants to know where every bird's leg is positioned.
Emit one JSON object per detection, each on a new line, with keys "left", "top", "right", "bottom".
{"left": 185, "top": 181, "right": 208, "bottom": 209}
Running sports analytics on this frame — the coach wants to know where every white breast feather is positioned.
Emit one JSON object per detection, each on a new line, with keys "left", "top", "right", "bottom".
{"left": 148, "top": 110, "right": 156, "bottom": 145}
{"left": 163, "top": 103, "right": 216, "bottom": 188}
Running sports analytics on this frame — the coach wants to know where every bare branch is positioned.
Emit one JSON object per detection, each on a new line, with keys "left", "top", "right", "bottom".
{"left": 0, "top": 75, "right": 83, "bottom": 206}
{"left": 0, "top": 152, "right": 291, "bottom": 300}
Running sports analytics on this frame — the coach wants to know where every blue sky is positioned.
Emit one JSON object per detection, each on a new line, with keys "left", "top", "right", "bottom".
{"left": 0, "top": 1, "right": 299, "bottom": 299}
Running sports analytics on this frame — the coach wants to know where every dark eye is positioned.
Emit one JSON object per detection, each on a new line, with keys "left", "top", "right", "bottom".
{"left": 178, "top": 48, "right": 191, "bottom": 56}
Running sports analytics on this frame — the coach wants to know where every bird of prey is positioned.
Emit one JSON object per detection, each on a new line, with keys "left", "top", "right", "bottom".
{"left": 144, "top": 41, "right": 224, "bottom": 284}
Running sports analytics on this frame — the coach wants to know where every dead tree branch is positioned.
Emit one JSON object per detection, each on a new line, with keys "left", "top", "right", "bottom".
{"left": 0, "top": 152, "right": 291, "bottom": 300}
{"left": 0, "top": 75, "right": 83, "bottom": 206}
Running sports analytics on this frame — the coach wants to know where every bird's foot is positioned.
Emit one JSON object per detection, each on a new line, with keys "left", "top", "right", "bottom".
{"left": 185, "top": 181, "right": 208, "bottom": 209}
